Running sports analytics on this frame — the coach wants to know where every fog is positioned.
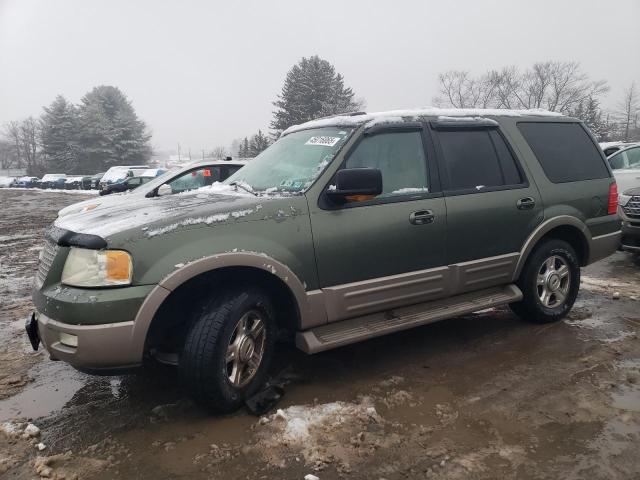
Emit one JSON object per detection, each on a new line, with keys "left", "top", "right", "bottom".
{"left": 1, "top": 0, "right": 638, "bottom": 153}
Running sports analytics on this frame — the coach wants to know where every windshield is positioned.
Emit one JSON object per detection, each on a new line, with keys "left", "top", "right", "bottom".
{"left": 224, "top": 127, "right": 353, "bottom": 194}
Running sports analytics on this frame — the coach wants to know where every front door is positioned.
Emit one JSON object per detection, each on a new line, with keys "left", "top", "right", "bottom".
{"left": 309, "top": 126, "right": 448, "bottom": 322}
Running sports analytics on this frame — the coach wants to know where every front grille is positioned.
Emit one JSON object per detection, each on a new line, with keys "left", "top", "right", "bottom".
{"left": 623, "top": 196, "right": 640, "bottom": 219}
{"left": 35, "top": 241, "right": 59, "bottom": 288}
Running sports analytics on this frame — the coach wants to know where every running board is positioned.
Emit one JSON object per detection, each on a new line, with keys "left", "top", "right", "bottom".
{"left": 296, "top": 284, "right": 522, "bottom": 354}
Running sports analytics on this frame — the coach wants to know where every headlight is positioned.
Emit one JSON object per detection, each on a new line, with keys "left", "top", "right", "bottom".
{"left": 61, "top": 248, "right": 132, "bottom": 287}
{"left": 618, "top": 194, "right": 632, "bottom": 207}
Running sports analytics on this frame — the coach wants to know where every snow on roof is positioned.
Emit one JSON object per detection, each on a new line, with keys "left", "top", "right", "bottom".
{"left": 282, "top": 107, "right": 563, "bottom": 136}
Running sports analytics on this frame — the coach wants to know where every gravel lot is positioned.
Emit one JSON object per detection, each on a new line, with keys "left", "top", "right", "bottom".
{"left": 1, "top": 189, "right": 639, "bottom": 480}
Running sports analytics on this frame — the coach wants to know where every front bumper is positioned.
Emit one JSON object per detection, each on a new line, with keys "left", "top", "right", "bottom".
{"left": 621, "top": 220, "right": 640, "bottom": 252}
{"left": 618, "top": 206, "right": 640, "bottom": 253}
{"left": 32, "top": 311, "right": 141, "bottom": 371}
{"left": 31, "top": 283, "right": 155, "bottom": 370}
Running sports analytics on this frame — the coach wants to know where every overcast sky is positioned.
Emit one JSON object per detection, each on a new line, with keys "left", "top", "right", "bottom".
{"left": 1, "top": 0, "right": 639, "bottom": 154}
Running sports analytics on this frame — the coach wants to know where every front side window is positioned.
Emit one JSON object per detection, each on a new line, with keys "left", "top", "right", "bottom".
{"left": 342, "top": 131, "right": 429, "bottom": 198}
{"left": 437, "top": 129, "right": 520, "bottom": 191}
{"left": 224, "top": 127, "right": 353, "bottom": 194}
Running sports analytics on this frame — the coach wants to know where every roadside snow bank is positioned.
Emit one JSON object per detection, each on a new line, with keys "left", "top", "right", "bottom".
{"left": 2, "top": 187, "right": 98, "bottom": 195}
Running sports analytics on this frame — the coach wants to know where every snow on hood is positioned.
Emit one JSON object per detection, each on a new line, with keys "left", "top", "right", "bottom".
{"left": 54, "top": 184, "right": 264, "bottom": 239}
{"left": 613, "top": 170, "right": 640, "bottom": 196}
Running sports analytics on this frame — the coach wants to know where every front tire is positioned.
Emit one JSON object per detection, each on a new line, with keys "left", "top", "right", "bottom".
{"left": 179, "top": 286, "right": 276, "bottom": 412}
{"left": 511, "top": 239, "right": 580, "bottom": 323}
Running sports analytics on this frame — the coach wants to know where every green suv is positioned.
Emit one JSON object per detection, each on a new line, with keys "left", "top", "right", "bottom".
{"left": 28, "top": 108, "right": 621, "bottom": 411}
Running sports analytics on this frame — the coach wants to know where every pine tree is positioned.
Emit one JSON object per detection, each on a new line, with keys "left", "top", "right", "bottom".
{"left": 39, "top": 95, "right": 80, "bottom": 172}
{"left": 248, "top": 130, "right": 270, "bottom": 157}
{"left": 271, "top": 56, "right": 363, "bottom": 133}
{"left": 570, "top": 96, "right": 609, "bottom": 140}
{"left": 238, "top": 137, "right": 250, "bottom": 158}
{"left": 77, "top": 86, "right": 151, "bottom": 172}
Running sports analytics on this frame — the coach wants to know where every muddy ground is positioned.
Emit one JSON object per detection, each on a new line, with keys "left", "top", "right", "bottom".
{"left": 0, "top": 188, "right": 639, "bottom": 480}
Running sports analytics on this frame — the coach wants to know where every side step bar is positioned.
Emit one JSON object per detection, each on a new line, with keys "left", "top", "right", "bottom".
{"left": 296, "top": 284, "right": 522, "bottom": 354}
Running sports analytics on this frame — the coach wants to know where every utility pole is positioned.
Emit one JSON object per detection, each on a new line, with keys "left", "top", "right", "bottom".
{"left": 177, "top": 143, "right": 181, "bottom": 162}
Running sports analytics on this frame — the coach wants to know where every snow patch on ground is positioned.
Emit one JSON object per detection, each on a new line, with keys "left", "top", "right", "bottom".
{"left": 1, "top": 187, "right": 99, "bottom": 195}
{"left": 255, "top": 397, "right": 381, "bottom": 469}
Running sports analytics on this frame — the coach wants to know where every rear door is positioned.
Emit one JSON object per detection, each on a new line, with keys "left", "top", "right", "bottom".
{"left": 431, "top": 120, "right": 543, "bottom": 293}
{"left": 309, "top": 124, "right": 449, "bottom": 322}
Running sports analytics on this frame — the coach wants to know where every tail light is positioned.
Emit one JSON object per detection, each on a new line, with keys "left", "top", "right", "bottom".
{"left": 608, "top": 182, "right": 618, "bottom": 215}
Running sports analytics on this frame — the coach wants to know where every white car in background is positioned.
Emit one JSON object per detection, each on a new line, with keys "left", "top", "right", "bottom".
{"left": 99, "top": 165, "right": 149, "bottom": 189}
{"left": 599, "top": 141, "right": 638, "bottom": 158}
{"left": 58, "top": 159, "right": 248, "bottom": 218}
{"left": 607, "top": 144, "right": 640, "bottom": 194}
{"left": 0, "top": 177, "right": 16, "bottom": 188}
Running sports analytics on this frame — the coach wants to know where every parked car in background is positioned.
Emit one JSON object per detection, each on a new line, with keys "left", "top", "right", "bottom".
{"left": 99, "top": 175, "right": 153, "bottom": 195}
{"left": 99, "top": 165, "right": 148, "bottom": 189}
{"left": 608, "top": 145, "right": 640, "bottom": 253}
{"left": 599, "top": 141, "right": 638, "bottom": 157}
{"left": 64, "top": 176, "right": 92, "bottom": 190}
{"left": 90, "top": 173, "right": 105, "bottom": 189}
{"left": 607, "top": 144, "right": 640, "bottom": 194}
{"left": 0, "top": 177, "right": 16, "bottom": 188}
{"left": 15, "top": 176, "right": 40, "bottom": 188}
{"left": 58, "top": 159, "right": 247, "bottom": 217}
{"left": 139, "top": 168, "right": 167, "bottom": 178}
{"left": 38, "top": 174, "right": 67, "bottom": 189}
{"left": 30, "top": 109, "right": 620, "bottom": 412}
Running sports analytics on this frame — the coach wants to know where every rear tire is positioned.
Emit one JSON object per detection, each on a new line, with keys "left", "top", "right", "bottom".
{"left": 510, "top": 239, "right": 580, "bottom": 324}
{"left": 179, "top": 286, "right": 276, "bottom": 412}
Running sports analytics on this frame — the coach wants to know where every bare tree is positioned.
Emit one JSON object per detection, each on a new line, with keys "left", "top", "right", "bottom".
{"left": 0, "top": 139, "right": 18, "bottom": 170}
{"left": 617, "top": 82, "right": 640, "bottom": 141}
{"left": 3, "top": 118, "right": 41, "bottom": 174}
{"left": 434, "top": 61, "right": 608, "bottom": 114}
{"left": 210, "top": 146, "right": 228, "bottom": 159}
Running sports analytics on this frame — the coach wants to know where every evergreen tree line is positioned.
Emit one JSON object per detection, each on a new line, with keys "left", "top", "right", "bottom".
{"left": 1, "top": 86, "right": 152, "bottom": 175}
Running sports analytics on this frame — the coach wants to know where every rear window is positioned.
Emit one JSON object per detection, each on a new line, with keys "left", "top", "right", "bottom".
{"left": 518, "top": 122, "right": 609, "bottom": 183}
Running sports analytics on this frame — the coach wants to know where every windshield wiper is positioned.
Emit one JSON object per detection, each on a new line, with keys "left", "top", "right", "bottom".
{"left": 229, "top": 181, "right": 258, "bottom": 196}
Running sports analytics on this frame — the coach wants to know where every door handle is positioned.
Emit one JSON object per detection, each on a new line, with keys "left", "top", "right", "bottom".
{"left": 409, "top": 210, "right": 435, "bottom": 225}
{"left": 517, "top": 197, "right": 536, "bottom": 210}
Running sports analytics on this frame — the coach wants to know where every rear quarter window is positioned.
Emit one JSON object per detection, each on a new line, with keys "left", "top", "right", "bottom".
{"left": 517, "top": 122, "right": 610, "bottom": 183}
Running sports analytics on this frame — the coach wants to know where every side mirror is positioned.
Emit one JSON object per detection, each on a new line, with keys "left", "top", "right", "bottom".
{"left": 157, "top": 184, "right": 172, "bottom": 196}
{"left": 327, "top": 168, "right": 382, "bottom": 201}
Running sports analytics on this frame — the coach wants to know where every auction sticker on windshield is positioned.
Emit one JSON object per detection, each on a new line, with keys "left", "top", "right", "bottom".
{"left": 305, "top": 136, "right": 341, "bottom": 147}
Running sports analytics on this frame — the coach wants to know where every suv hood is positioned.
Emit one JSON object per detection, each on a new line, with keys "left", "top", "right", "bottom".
{"left": 622, "top": 185, "right": 640, "bottom": 196}
{"left": 613, "top": 170, "right": 640, "bottom": 195}
{"left": 54, "top": 186, "right": 277, "bottom": 240}
{"left": 58, "top": 190, "right": 146, "bottom": 218}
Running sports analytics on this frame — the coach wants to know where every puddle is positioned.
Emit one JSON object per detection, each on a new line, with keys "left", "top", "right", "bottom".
{"left": 611, "top": 385, "right": 640, "bottom": 412}
{"left": 0, "top": 361, "right": 86, "bottom": 421}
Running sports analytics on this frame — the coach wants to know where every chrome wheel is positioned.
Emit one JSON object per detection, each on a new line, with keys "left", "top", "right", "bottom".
{"left": 225, "top": 310, "right": 266, "bottom": 388}
{"left": 536, "top": 255, "right": 571, "bottom": 308}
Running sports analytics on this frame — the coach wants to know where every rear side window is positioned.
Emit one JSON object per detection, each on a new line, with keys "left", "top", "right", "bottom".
{"left": 436, "top": 129, "right": 523, "bottom": 191}
{"left": 518, "top": 122, "right": 609, "bottom": 183}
